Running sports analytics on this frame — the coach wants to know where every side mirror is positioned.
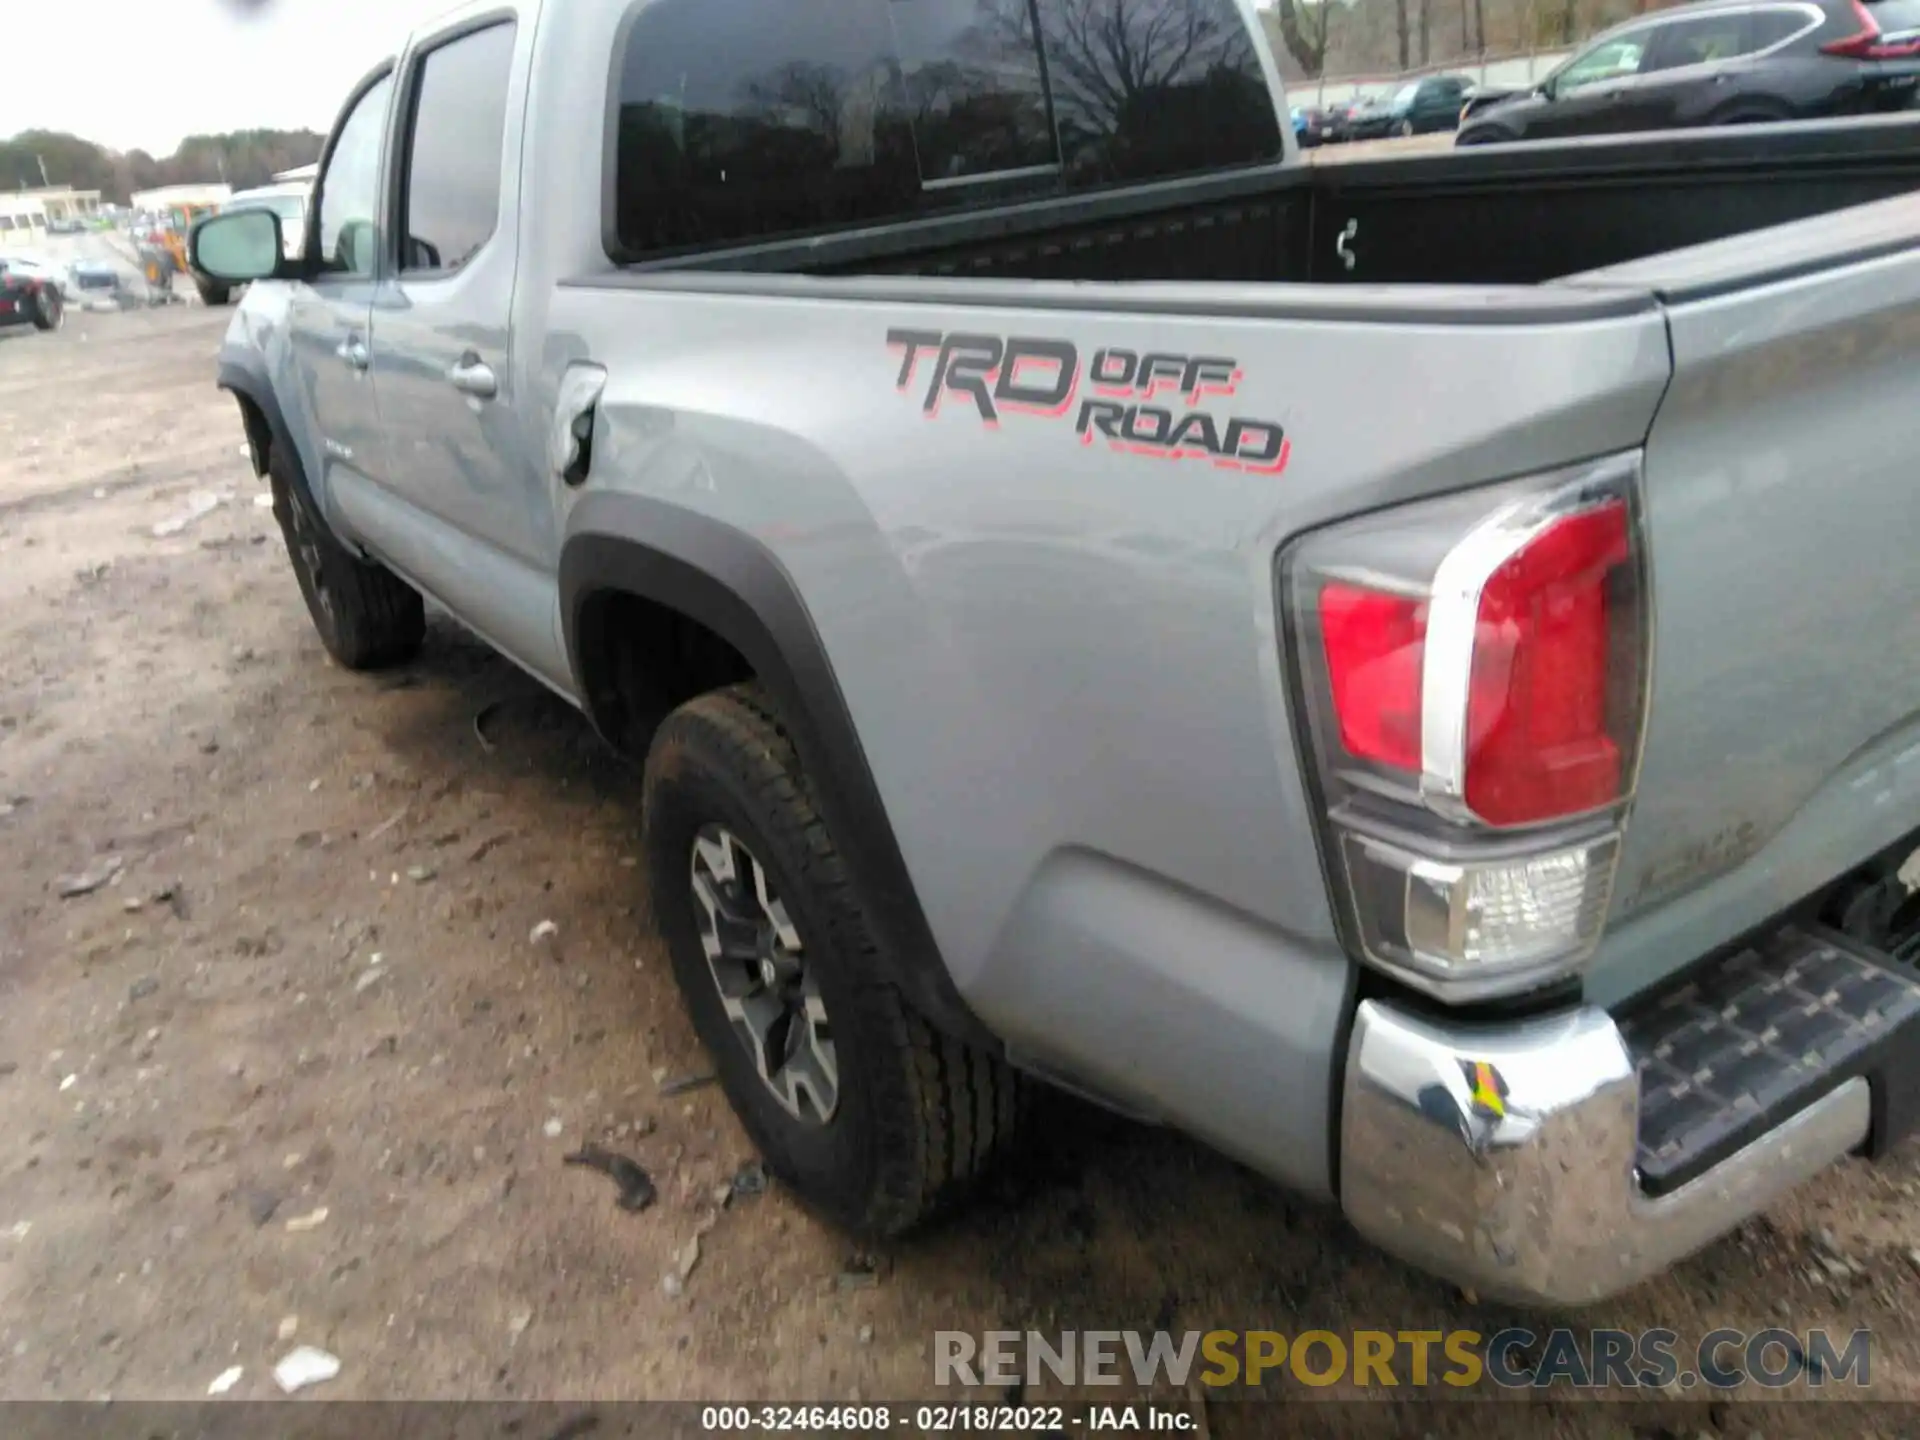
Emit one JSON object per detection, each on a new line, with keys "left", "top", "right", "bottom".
{"left": 190, "top": 210, "right": 285, "bottom": 283}
{"left": 335, "top": 218, "right": 378, "bottom": 275}
{"left": 1537, "top": 79, "right": 1558, "bottom": 101}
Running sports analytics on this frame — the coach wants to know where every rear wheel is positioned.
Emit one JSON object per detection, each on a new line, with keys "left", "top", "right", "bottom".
{"left": 1715, "top": 104, "right": 1792, "bottom": 126}
{"left": 30, "top": 286, "right": 62, "bottom": 331}
{"left": 268, "top": 442, "right": 424, "bottom": 670}
{"left": 644, "top": 683, "right": 1025, "bottom": 1238}
{"left": 1397, "top": 118, "right": 1416, "bottom": 138}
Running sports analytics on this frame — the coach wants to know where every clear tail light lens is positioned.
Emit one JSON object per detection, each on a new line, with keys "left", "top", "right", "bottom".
{"left": 1283, "top": 453, "right": 1649, "bottom": 1001}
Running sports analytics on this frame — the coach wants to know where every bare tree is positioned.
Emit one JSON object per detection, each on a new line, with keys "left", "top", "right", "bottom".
{"left": 983, "top": 0, "right": 1252, "bottom": 136}
{"left": 742, "top": 61, "right": 848, "bottom": 146}
{"left": 1270, "top": 0, "right": 1336, "bottom": 76}
{"left": 1395, "top": 0, "right": 1411, "bottom": 67}
{"left": 1267, "top": 0, "right": 1344, "bottom": 76}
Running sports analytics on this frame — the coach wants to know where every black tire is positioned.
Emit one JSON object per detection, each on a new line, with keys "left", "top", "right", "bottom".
{"left": 1455, "top": 127, "right": 1505, "bottom": 146}
{"left": 1715, "top": 105, "right": 1791, "bottom": 126}
{"left": 30, "top": 286, "right": 62, "bottom": 331}
{"left": 1397, "top": 118, "right": 1416, "bottom": 138}
{"left": 194, "top": 274, "right": 233, "bottom": 307}
{"left": 644, "top": 683, "right": 1024, "bottom": 1238}
{"left": 267, "top": 442, "right": 424, "bottom": 670}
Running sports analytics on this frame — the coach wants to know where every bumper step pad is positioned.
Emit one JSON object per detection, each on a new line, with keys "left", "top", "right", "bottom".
{"left": 1619, "top": 925, "right": 1920, "bottom": 1194}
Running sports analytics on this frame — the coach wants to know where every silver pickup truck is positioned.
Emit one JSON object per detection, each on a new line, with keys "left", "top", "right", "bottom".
{"left": 190, "top": 0, "right": 1920, "bottom": 1307}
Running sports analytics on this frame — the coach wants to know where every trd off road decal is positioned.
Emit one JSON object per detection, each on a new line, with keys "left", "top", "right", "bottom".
{"left": 886, "top": 329, "right": 1291, "bottom": 475}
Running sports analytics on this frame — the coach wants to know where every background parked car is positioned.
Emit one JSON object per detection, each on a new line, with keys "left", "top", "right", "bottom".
{"left": 1324, "top": 90, "right": 1388, "bottom": 141}
{"left": 1458, "top": 0, "right": 1920, "bottom": 144}
{"left": 0, "top": 253, "right": 72, "bottom": 300}
{"left": 1367, "top": 74, "right": 1473, "bottom": 136}
{"left": 0, "top": 263, "right": 62, "bottom": 332}
{"left": 1291, "top": 104, "right": 1330, "bottom": 147}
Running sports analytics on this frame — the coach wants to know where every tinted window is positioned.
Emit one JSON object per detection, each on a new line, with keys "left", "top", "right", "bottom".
{"left": 1744, "top": 7, "right": 1815, "bottom": 47}
{"left": 400, "top": 22, "right": 516, "bottom": 274}
{"left": 317, "top": 74, "right": 392, "bottom": 277}
{"left": 1554, "top": 35, "right": 1650, "bottom": 92}
{"left": 892, "top": 0, "right": 1058, "bottom": 182}
{"left": 1642, "top": 12, "right": 1756, "bottom": 70}
{"left": 609, "top": 0, "right": 1282, "bottom": 259}
{"left": 612, "top": 0, "right": 918, "bottom": 257}
{"left": 1035, "top": 0, "right": 1281, "bottom": 187}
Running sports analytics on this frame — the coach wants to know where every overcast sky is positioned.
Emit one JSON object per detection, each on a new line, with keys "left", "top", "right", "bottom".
{"left": 0, "top": 0, "right": 455, "bottom": 156}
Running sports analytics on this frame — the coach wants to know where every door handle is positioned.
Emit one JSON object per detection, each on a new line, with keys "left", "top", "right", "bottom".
{"left": 448, "top": 354, "right": 498, "bottom": 400}
{"left": 1335, "top": 217, "right": 1358, "bottom": 273}
{"left": 337, "top": 335, "right": 369, "bottom": 371}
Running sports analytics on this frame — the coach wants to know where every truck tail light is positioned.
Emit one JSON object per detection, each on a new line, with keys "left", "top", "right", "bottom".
{"left": 1822, "top": 0, "right": 1920, "bottom": 57}
{"left": 1283, "top": 453, "right": 1649, "bottom": 1001}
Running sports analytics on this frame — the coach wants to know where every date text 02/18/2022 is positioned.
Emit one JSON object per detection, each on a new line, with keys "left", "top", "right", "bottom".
{"left": 699, "top": 1402, "right": 1194, "bottom": 1431}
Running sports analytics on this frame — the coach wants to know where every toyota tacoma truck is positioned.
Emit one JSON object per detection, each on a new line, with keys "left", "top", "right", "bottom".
{"left": 190, "top": 0, "right": 1920, "bottom": 1306}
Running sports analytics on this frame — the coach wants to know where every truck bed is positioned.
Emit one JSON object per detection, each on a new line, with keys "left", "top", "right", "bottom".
{"left": 632, "top": 116, "right": 1920, "bottom": 287}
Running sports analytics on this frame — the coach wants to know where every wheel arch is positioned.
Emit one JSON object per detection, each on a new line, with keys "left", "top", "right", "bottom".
{"left": 217, "top": 358, "right": 289, "bottom": 479}
{"left": 559, "top": 493, "right": 996, "bottom": 1051}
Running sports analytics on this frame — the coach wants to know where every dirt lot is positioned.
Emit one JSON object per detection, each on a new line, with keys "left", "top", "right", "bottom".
{"left": 1, "top": 304, "right": 1918, "bottom": 1435}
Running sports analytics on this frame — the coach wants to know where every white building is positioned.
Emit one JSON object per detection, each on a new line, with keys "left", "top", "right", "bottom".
{"left": 274, "top": 163, "right": 319, "bottom": 184}
{"left": 130, "top": 183, "right": 234, "bottom": 215}
{"left": 0, "top": 186, "right": 104, "bottom": 234}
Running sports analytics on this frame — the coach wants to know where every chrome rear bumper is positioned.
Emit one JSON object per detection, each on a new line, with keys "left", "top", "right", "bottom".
{"left": 1339, "top": 998, "right": 1872, "bottom": 1306}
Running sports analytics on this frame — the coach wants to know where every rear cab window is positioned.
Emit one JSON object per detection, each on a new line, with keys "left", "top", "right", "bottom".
{"left": 607, "top": 0, "right": 1283, "bottom": 261}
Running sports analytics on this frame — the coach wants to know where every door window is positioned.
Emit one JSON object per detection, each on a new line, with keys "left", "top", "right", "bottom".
{"left": 316, "top": 74, "right": 393, "bottom": 277}
{"left": 1744, "top": 6, "right": 1820, "bottom": 47}
{"left": 398, "top": 22, "right": 517, "bottom": 275}
{"left": 1554, "top": 36, "right": 1650, "bottom": 93}
{"left": 1641, "top": 13, "right": 1760, "bottom": 72}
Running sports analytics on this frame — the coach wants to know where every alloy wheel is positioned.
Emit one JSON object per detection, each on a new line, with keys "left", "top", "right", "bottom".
{"left": 689, "top": 823, "right": 838, "bottom": 1124}
{"left": 285, "top": 488, "right": 334, "bottom": 625}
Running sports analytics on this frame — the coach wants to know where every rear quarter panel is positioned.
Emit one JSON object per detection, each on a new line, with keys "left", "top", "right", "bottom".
{"left": 1587, "top": 238, "right": 1920, "bottom": 1004}
{"left": 549, "top": 278, "right": 1671, "bottom": 1192}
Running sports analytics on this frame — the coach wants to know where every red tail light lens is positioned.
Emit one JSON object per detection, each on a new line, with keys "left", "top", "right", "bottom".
{"left": 1319, "top": 584, "right": 1426, "bottom": 772}
{"left": 1464, "top": 500, "right": 1629, "bottom": 825}
{"left": 1309, "top": 491, "right": 1636, "bottom": 829}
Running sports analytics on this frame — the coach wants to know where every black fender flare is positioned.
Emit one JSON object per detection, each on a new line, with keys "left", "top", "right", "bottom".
{"left": 216, "top": 357, "right": 292, "bottom": 478}
{"left": 559, "top": 493, "right": 995, "bottom": 1051}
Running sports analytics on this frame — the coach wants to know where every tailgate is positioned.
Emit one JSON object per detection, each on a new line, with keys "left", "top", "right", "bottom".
{"left": 1581, "top": 195, "right": 1920, "bottom": 1003}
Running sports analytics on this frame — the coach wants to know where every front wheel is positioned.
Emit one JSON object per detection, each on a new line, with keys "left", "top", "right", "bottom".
{"left": 31, "top": 286, "right": 62, "bottom": 331}
{"left": 643, "top": 683, "right": 1025, "bottom": 1238}
{"left": 268, "top": 443, "right": 424, "bottom": 669}
{"left": 1397, "top": 118, "right": 1416, "bottom": 138}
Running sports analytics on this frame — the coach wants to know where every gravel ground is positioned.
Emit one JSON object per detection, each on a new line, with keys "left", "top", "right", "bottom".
{"left": 0, "top": 302, "right": 1916, "bottom": 1438}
